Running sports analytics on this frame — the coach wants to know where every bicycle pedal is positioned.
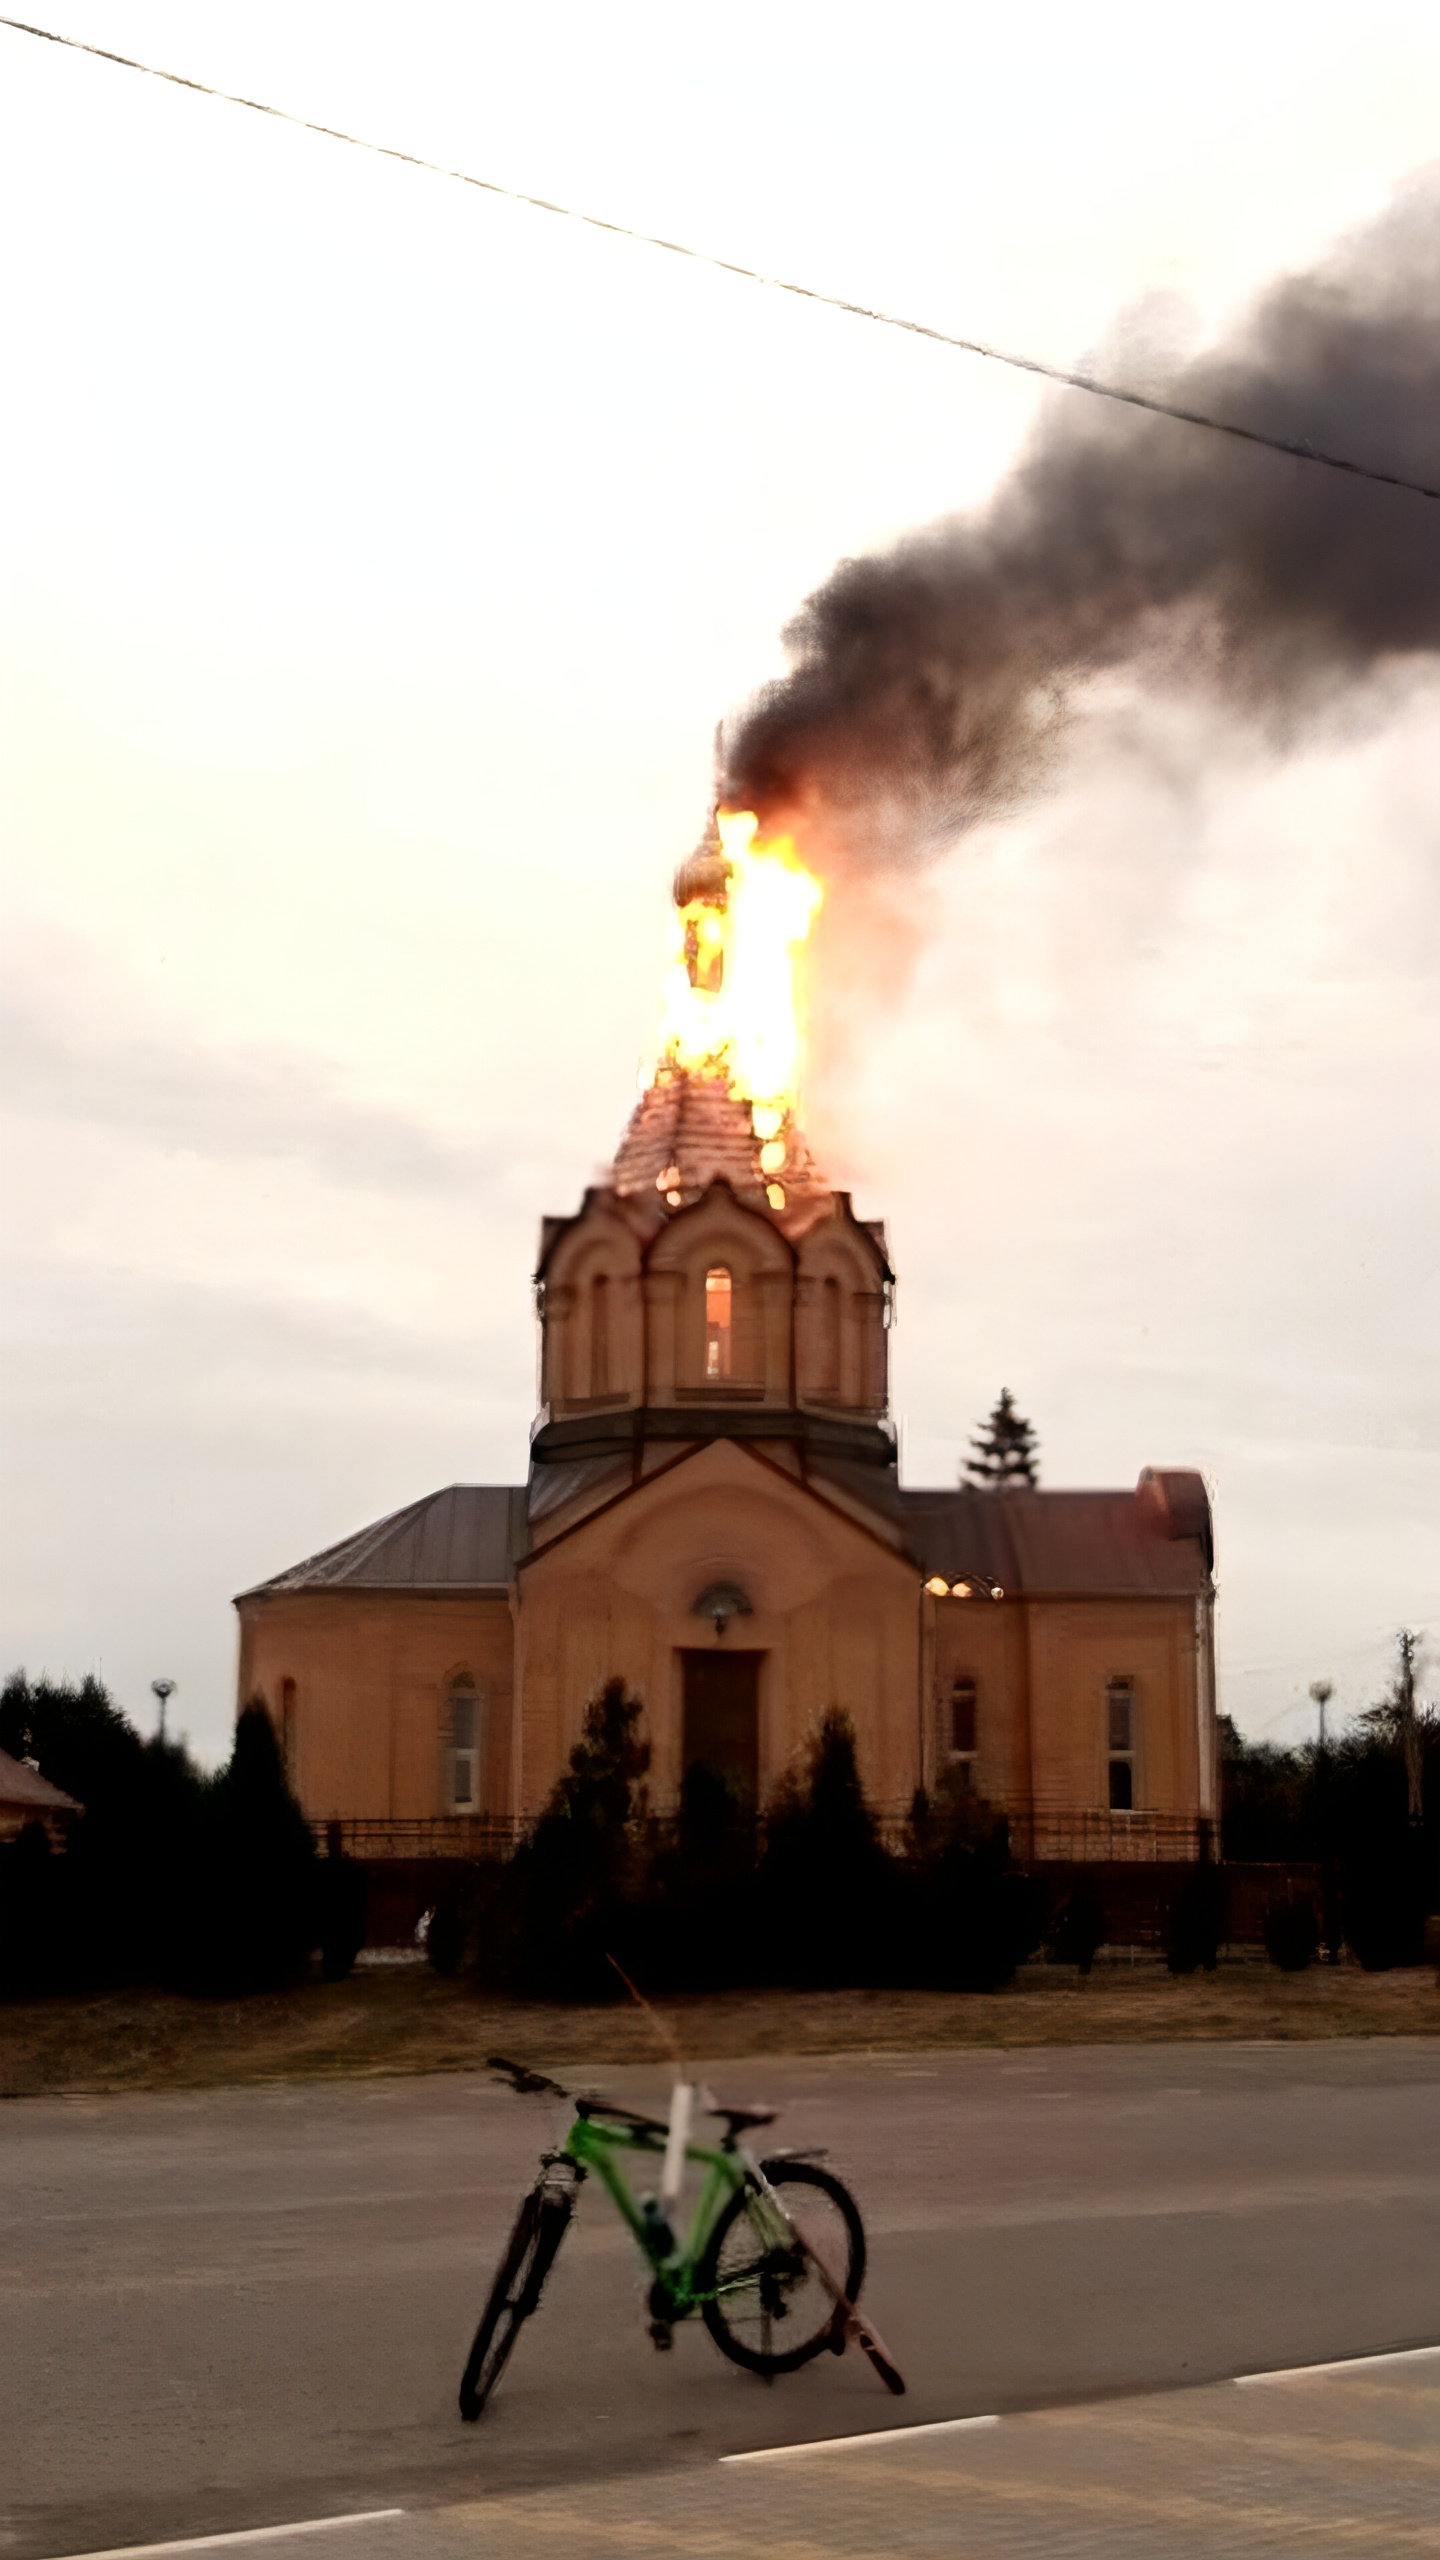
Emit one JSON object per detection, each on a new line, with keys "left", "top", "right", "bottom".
{"left": 648, "top": 2320, "right": 675, "bottom": 2352}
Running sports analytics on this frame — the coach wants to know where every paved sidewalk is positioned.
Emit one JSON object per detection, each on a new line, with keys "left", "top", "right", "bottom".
{"left": 410, "top": 2347, "right": 1440, "bottom": 2558}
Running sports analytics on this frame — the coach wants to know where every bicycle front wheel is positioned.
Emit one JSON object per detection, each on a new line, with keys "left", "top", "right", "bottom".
{"left": 459, "top": 2181, "right": 573, "bottom": 2420}
{"left": 699, "top": 2160, "right": 866, "bottom": 2376}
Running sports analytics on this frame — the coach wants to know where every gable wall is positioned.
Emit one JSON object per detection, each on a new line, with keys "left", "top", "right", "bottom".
{"left": 513, "top": 1443, "right": 921, "bottom": 1816}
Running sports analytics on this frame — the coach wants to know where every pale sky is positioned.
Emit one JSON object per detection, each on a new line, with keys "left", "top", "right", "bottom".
{"left": 2, "top": 0, "right": 1437, "bottom": 1766}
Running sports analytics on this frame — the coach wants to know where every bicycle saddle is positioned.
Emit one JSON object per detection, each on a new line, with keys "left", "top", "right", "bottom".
{"left": 706, "top": 2099, "right": 779, "bottom": 2145}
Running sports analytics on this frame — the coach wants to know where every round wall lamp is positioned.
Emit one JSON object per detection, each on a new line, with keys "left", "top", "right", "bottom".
{"left": 692, "top": 1581, "right": 754, "bottom": 1638}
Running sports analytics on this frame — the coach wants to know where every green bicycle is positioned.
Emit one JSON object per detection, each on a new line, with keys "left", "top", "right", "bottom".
{"left": 459, "top": 2056, "right": 905, "bottom": 2418}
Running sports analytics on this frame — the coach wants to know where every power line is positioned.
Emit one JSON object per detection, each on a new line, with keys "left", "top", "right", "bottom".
{"left": 5, "top": 12, "right": 1439, "bottom": 508}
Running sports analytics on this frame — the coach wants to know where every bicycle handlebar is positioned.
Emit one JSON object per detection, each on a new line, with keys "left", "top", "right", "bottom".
{"left": 486, "top": 2054, "right": 571, "bottom": 2101}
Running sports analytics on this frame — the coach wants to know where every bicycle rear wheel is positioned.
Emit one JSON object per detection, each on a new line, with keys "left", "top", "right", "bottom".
{"left": 699, "top": 2160, "right": 866, "bottom": 2376}
{"left": 458, "top": 2180, "right": 574, "bottom": 2420}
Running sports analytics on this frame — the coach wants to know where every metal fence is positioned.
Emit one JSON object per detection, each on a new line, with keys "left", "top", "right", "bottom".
{"left": 1016, "top": 1810, "right": 1206, "bottom": 1864}
{"left": 312, "top": 1805, "right": 1207, "bottom": 1866}
{"left": 310, "top": 1816, "right": 523, "bottom": 1860}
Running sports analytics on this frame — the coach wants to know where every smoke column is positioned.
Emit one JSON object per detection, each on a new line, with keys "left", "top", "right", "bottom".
{"left": 719, "top": 176, "right": 1440, "bottom": 872}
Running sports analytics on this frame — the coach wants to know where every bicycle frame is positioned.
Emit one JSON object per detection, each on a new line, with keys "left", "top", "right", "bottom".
{"left": 558, "top": 2111, "right": 776, "bottom": 2315}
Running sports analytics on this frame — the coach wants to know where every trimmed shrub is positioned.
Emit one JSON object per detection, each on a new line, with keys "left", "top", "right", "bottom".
{"left": 1047, "top": 1878, "right": 1107, "bottom": 1975}
{"left": 171, "top": 1703, "right": 316, "bottom": 1993}
{"left": 0, "top": 1823, "right": 66, "bottom": 1996}
{"left": 907, "top": 1775, "right": 1041, "bottom": 1991}
{"left": 473, "top": 1678, "right": 651, "bottom": 2000}
{"left": 1166, "top": 1864, "right": 1223, "bottom": 1974}
{"left": 316, "top": 1826, "right": 368, "bottom": 1981}
{"left": 644, "top": 1759, "right": 758, "bottom": 1992}
{"left": 754, "top": 1711, "right": 901, "bottom": 1988}
{"left": 1263, "top": 1894, "right": 1319, "bottom": 1971}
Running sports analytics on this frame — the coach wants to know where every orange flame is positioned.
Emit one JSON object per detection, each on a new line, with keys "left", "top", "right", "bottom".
{"left": 657, "top": 810, "right": 823, "bottom": 1118}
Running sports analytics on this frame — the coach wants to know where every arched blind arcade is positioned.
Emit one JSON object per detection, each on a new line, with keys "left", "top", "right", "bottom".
{"left": 819, "top": 1273, "right": 842, "bottom": 1398}
{"left": 589, "top": 1272, "right": 611, "bottom": 1397}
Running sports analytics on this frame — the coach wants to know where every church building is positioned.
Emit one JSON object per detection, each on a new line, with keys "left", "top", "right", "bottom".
{"left": 236, "top": 1067, "right": 1218, "bottom": 1865}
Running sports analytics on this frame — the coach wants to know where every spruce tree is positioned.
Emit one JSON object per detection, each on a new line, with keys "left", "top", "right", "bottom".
{"left": 965, "top": 1388, "right": 1040, "bottom": 1489}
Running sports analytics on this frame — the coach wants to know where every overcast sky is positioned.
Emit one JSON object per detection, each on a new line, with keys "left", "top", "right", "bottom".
{"left": 2, "top": 0, "right": 1437, "bottom": 1767}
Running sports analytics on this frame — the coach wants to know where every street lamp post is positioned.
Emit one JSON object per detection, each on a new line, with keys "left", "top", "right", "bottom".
{"left": 150, "top": 1678, "right": 176, "bottom": 1742}
{"left": 1309, "top": 1678, "right": 1333, "bottom": 1749}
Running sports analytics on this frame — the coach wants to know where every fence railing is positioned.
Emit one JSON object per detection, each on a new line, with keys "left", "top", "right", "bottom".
{"left": 311, "top": 1816, "right": 524, "bottom": 1860}
{"left": 1015, "top": 1810, "right": 1207, "bottom": 1864}
{"left": 312, "top": 1805, "right": 1208, "bottom": 1866}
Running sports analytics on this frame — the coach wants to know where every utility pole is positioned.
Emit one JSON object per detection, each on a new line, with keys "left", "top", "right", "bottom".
{"left": 1395, "top": 1632, "right": 1422, "bottom": 1826}
{"left": 1309, "top": 1679, "right": 1338, "bottom": 1963}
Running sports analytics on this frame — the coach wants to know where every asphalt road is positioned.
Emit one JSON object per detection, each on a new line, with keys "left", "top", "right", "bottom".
{"left": 6, "top": 2040, "right": 1440, "bottom": 2559}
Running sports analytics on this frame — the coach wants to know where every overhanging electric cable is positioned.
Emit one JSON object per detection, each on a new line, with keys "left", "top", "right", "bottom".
{"left": 4, "top": 12, "right": 1437, "bottom": 506}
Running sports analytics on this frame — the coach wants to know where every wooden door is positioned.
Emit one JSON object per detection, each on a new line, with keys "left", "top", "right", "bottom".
{"left": 680, "top": 1650, "right": 761, "bottom": 1800}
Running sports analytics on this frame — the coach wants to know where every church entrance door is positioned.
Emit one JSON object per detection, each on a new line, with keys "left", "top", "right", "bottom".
{"left": 680, "top": 1649, "right": 761, "bottom": 1801}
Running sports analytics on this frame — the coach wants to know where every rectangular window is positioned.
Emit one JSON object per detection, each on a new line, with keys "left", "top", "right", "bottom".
{"left": 948, "top": 1675, "right": 978, "bottom": 1792}
{"left": 1107, "top": 1678, "right": 1135, "bottom": 1811}
{"left": 452, "top": 1692, "right": 478, "bottom": 1810}
{"left": 950, "top": 1678, "right": 978, "bottom": 1757}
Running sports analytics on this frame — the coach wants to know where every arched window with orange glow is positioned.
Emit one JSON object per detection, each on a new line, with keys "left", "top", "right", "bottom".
{"left": 705, "top": 1266, "right": 732, "bottom": 1379}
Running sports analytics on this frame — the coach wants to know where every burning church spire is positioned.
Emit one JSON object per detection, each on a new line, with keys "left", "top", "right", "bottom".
{"left": 624, "top": 803, "right": 829, "bottom": 1230}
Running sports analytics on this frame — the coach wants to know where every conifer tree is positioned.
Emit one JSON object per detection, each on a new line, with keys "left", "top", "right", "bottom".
{"left": 965, "top": 1388, "right": 1040, "bottom": 1489}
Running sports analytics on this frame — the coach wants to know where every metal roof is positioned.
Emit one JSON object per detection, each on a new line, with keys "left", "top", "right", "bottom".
{"left": 238, "top": 1485, "right": 529, "bottom": 1596}
{"left": 891, "top": 1477, "right": 1213, "bottom": 1596}
{"left": 240, "top": 1467, "right": 1210, "bottom": 1601}
{"left": 0, "top": 1744, "right": 83, "bottom": 1815}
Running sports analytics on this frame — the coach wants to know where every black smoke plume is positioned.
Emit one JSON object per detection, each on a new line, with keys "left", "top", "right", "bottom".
{"left": 719, "top": 175, "right": 1440, "bottom": 870}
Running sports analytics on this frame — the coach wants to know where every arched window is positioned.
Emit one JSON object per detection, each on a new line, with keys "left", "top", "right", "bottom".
{"left": 449, "top": 1678, "right": 481, "bottom": 1811}
{"left": 590, "top": 1272, "right": 611, "bottom": 1397}
{"left": 705, "top": 1266, "right": 732, "bottom": 1379}
{"left": 819, "top": 1274, "right": 842, "bottom": 1398}
{"left": 1107, "top": 1678, "right": 1136, "bottom": 1811}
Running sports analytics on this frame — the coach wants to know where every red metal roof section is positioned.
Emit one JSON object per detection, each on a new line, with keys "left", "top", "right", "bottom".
{"left": 893, "top": 1472, "right": 1213, "bottom": 1596}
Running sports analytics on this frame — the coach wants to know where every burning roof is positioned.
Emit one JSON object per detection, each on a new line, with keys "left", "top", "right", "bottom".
{"left": 610, "top": 1068, "right": 834, "bottom": 1240}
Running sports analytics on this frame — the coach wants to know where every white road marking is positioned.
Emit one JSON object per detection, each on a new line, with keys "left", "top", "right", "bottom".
{"left": 723, "top": 2344, "right": 1440, "bottom": 2467}
{"left": 53, "top": 2512, "right": 406, "bottom": 2560}
{"left": 721, "top": 2414, "right": 1000, "bottom": 2464}
{"left": 1236, "top": 2344, "right": 1440, "bottom": 2387}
